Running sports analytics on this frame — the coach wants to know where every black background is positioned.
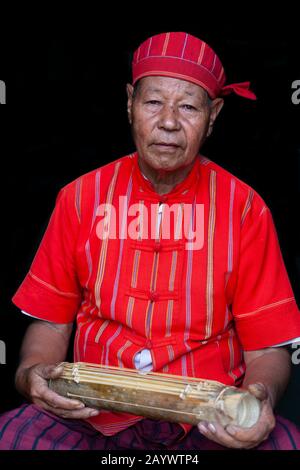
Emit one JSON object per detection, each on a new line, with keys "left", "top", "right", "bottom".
{"left": 0, "top": 22, "right": 299, "bottom": 425}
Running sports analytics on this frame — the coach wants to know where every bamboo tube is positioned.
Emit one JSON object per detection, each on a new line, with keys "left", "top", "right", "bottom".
{"left": 48, "top": 362, "right": 261, "bottom": 428}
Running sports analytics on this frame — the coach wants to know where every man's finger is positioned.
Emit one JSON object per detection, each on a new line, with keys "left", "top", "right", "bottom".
{"left": 51, "top": 407, "right": 100, "bottom": 420}
{"left": 34, "top": 400, "right": 100, "bottom": 420}
{"left": 225, "top": 422, "right": 267, "bottom": 443}
{"left": 38, "top": 387, "right": 85, "bottom": 410}
{"left": 198, "top": 421, "right": 250, "bottom": 449}
{"left": 225, "top": 402, "right": 275, "bottom": 442}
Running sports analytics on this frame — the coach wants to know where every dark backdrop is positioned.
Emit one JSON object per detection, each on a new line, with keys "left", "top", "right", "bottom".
{"left": 1, "top": 27, "right": 299, "bottom": 423}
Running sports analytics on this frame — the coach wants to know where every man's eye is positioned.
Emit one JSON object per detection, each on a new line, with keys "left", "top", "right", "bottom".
{"left": 146, "top": 100, "right": 161, "bottom": 105}
{"left": 181, "top": 104, "right": 197, "bottom": 111}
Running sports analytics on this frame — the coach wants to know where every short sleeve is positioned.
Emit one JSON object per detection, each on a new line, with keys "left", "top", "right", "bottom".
{"left": 232, "top": 194, "right": 300, "bottom": 350}
{"left": 12, "top": 185, "right": 82, "bottom": 323}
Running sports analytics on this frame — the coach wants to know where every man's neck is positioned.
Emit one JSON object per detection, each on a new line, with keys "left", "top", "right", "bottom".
{"left": 138, "top": 159, "right": 196, "bottom": 195}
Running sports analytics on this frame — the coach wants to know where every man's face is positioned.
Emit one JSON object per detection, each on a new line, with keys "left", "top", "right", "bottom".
{"left": 127, "top": 76, "right": 223, "bottom": 173}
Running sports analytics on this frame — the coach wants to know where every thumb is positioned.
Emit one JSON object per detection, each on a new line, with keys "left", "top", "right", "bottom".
{"left": 247, "top": 382, "right": 268, "bottom": 402}
{"left": 39, "top": 364, "right": 64, "bottom": 380}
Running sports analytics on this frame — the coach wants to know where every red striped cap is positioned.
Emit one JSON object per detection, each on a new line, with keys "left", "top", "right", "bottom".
{"left": 132, "top": 32, "right": 256, "bottom": 100}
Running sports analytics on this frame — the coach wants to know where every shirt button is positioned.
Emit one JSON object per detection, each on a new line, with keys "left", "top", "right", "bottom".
{"left": 154, "top": 242, "right": 161, "bottom": 252}
{"left": 149, "top": 291, "right": 159, "bottom": 302}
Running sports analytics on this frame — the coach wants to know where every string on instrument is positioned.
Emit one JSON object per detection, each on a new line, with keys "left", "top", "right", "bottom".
{"left": 58, "top": 362, "right": 232, "bottom": 400}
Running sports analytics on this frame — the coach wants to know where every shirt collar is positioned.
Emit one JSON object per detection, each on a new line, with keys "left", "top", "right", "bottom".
{"left": 132, "top": 152, "right": 201, "bottom": 202}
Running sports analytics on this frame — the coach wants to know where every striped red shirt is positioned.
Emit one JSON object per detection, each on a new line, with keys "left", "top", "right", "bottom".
{"left": 13, "top": 152, "right": 300, "bottom": 435}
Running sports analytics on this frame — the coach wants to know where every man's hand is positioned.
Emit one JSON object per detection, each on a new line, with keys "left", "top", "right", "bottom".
{"left": 197, "top": 383, "right": 276, "bottom": 449}
{"left": 14, "top": 320, "right": 99, "bottom": 419}
{"left": 16, "top": 363, "right": 100, "bottom": 420}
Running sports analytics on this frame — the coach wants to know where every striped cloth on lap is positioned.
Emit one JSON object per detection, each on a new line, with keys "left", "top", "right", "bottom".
{"left": 0, "top": 404, "right": 299, "bottom": 450}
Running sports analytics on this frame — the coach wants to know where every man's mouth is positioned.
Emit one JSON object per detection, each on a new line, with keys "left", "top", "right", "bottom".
{"left": 152, "top": 142, "right": 180, "bottom": 148}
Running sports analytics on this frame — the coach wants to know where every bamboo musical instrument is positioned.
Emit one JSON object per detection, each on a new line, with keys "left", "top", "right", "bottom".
{"left": 48, "top": 362, "right": 261, "bottom": 428}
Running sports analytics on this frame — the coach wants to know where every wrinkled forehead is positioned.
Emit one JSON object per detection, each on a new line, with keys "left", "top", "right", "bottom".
{"left": 135, "top": 76, "right": 209, "bottom": 101}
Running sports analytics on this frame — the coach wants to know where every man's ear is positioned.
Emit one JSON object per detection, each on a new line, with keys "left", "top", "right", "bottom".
{"left": 126, "top": 83, "right": 134, "bottom": 124}
{"left": 207, "top": 98, "right": 224, "bottom": 137}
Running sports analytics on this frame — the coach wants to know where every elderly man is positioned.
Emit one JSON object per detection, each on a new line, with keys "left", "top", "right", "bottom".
{"left": 1, "top": 32, "right": 300, "bottom": 450}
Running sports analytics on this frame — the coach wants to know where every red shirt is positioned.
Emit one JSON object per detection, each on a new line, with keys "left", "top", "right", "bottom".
{"left": 13, "top": 152, "right": 300, "bottom": 435}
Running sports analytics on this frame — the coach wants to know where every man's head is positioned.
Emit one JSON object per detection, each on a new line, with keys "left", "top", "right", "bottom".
{"left": 127, "top": 76, "right": 223, "bottom": 174}
{"left": 127, "top": 32, "right": 255, "bottom": 176}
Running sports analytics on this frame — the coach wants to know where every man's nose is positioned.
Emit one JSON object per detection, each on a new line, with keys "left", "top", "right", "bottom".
{"left": 157, "top": 105, "right": 181, "bottom": 131}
